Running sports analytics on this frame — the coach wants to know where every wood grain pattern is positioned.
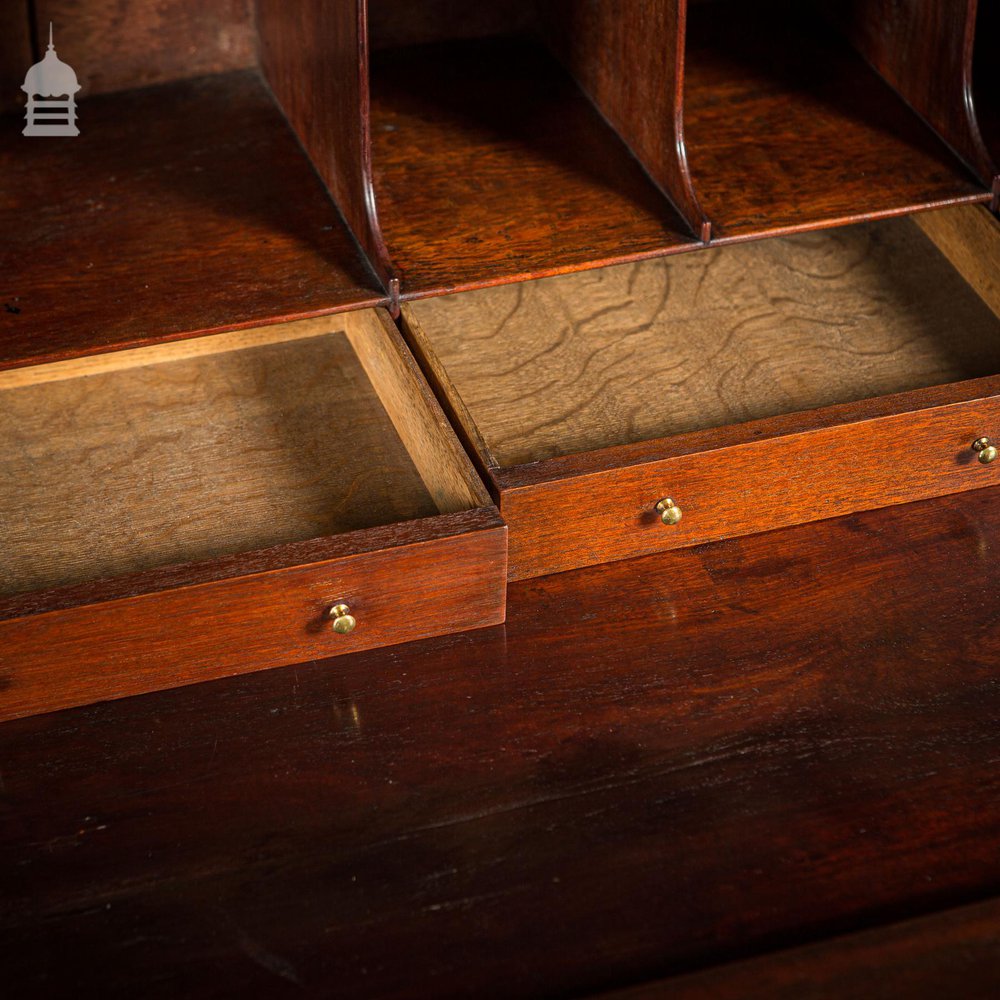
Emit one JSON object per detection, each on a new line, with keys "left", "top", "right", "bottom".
{"left": 0, "top": 508, "right": 506, "bottom": 722}
{"left": 820, "top": 0, "right": 997, "bottom": 195}
{"left": 406, "top": 216, "right": 1000, "bottom": 467}
{"left": 344, "top": 309, "right": 490, "bottom": 514}
{"left": 0, "top": 315, "right": 441, "bottom": 596}
{"left": 603, "top": 897, "right": 1000, "bottom": 999}
{"left": 0, "top": 1, "right": 32, "bottom": 115}
{"left": 0, "top": 71, "right": 385, "bottom": 371}
{"left": 256, "top": 0, "right": 398, "bottom": 300}
{"left": 33, "top": 0, "right": 256, "bottom": 94}
{"left": 540, "top": 0, "right": 710, "bottom": 240}
{"left": 914, "top": 204, "right": 1000, "bottom": 316}
{"left": 683, "top": 2, "right": 991, "bottom": 241}
{"left": 500, "top": 387, "right": 1000, "bottom": 579}
{"left": 370, "top": 36, "right": 699, "bottom": 297}
{"left": 2, "top": 487, "right": 1000, "bottom": 996}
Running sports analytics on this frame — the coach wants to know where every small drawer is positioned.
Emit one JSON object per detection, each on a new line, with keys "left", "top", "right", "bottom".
{"left": 402, "top": 204, "right": 1000, "bottom": 580}
{"left": 0, "top": 309, "right": 506, "bottom": 721}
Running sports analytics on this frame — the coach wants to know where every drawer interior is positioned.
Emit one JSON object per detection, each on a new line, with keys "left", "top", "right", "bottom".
{"left": 0, "top": 310, "right": 486, "bottom": 596}
{"left": 405, "top": 206, "right": 1000, "bottom": 469}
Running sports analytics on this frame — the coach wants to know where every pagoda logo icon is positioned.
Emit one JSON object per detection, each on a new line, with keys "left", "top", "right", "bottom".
{"left": 22, "top": 24, "right": 80, "bottom": 137}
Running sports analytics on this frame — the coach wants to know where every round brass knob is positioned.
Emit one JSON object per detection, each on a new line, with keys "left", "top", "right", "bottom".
{"left": 972, "top": 437, "right": 998, "bottom": 465}
{"left": 329, "top": 603, "right": 356, "bottom": 634}
{"left": 655, "top": 498, "right": 682, "bottom": 525}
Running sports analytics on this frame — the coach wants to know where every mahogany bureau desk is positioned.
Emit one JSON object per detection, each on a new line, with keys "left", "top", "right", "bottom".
{"left": 2, "top": 1, "right": 1000, "bottom": 993}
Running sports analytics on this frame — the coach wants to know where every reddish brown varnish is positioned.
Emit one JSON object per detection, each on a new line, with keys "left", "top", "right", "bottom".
{"left": 0, "top": 71, "right": 386, "bottom": 370}
{"left": 3, "top": 488, "right": 1000, "bottom": 996}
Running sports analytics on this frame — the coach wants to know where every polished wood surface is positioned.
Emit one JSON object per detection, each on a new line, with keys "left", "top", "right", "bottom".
{"left": 499, "top": 384, "right": 1000, "bottom": 579}
{"left": 821, "top": 0, "right": 996, "bottom": 194}
{"left": 0, "top": 71, "right": 385, "bottom": 371}
{"left": 0, "top": 507, "right": 506, "bottom": 723}
{"left": 975, "top": 0, "right": 1000, "bottom": 194}
{"left": 2, "top": 488, "right": 1000, "bottom": 996}
{"left": 604, "top": 897, "right": 1000, "bottom": 999}
{"left": 0, "top": 0, "right": 32, "bottom": 114}
{"left": 540, "top": 0, "right": 710, "bottom": 241}
{"left": 684, "top": 2, "right": 990, "bottom": 242}
{"left": 256, "top": 0, "right": 399, "bottom": 302}
{"left": 34, "top": 0, "right": 256, "bottom": 94}
{"left": 406, "top": 214, "right": 1000, "bottom": 467}
{"left": 370, "top": 36, "right": 698, "bottom": 297}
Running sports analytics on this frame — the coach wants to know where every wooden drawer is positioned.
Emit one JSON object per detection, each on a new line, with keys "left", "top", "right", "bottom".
{"left": 402, "top": 204, "right": 1000, "bottom": 580}
{"left": 0, "top": 309, "right": 506, "bottom": 721}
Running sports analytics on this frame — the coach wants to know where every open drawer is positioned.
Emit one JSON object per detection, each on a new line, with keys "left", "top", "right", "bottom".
{"left": 0, "top": 309, "right": 506, "bottom": 721}
{"left": 402, "top": 204, "right": 1000, "bottom": 580}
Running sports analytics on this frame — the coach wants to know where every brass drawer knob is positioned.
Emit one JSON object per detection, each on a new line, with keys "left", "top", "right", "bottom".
{"left": 973, "top": 437, "right": 998, "bottom": 465}
{"left": 329, "top": 603, "right": 356, "bottom": 634}
{"left": 655, "top": 498, "right": 682, "bottom": 525}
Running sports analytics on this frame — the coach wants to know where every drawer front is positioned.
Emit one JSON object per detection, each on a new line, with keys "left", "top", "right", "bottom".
{"left": 503, "top": 397, "right": 1000, "bottom": 580}
{"left": 0, "top": 520, "right": 506, "bottom": 722}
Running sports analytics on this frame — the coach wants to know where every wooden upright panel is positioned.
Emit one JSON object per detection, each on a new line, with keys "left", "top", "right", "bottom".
{"left": 825, "top": 0, "right": 997, "bottom": 202}
{"left": 539, "top": 0, "right": 710, "bottom": 241}
{"left": 32, "top": 0, "right": 257, "bottom": 94}
{"left": 256, "top": 0, "right": 398, "bottom": 302}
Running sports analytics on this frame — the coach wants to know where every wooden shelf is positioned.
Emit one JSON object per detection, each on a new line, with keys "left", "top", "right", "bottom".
{"left": 684, "top": 2, "right": 991, "bottom": 242}
{"left": 370, "top": 36, "right": 700, "bottom": 298}
{"left": 0, "top": 70, "right": 386, "bottom": 371}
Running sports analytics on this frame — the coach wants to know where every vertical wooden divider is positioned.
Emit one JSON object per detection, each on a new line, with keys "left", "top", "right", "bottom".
{"left": 538, "top": 0, "right": 710, "bottom": 242}
{"left": 824, "top": 0, "right": 998, "bottom": 208}
{"left": 256, "top": 0, "right": 400, "bottom": 307}
{"left": 975, "top": 0, "right": 999, "bottom": 203}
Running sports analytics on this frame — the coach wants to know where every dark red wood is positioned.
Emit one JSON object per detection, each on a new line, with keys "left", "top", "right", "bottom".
{"left": 371, "top": 35, "right": 699, "bottom": 297}
{"left": 0, "top": 1, "right": 32, "bottom": 115}
{"left": 684, "top": 2, "right": 992, "bottom": 241}
{"left": 540, "top": 0, "right": 710, "bottom": 241}
{"left": 975, "top": 0, "right": 1000, "bottom": 201}
{"left": 3, "top": 488, "right": 1000, "bottom": 996}
{"left": 604, "top": 897, "right": 1000, "bottom": 999}
{"left": 822, "top": 0, "right": 997, "bottom": 204}
{"left": 0, "top": 71, "right": 385, "bottom": 371}
{"left": 33, "top": 0, "right": 257, "bottom": 94}
{"left": 256, "top": 0, "right": 399, "bottom": 303}
{"left": 0, "top": 509, "right": 506, "bottom": 723}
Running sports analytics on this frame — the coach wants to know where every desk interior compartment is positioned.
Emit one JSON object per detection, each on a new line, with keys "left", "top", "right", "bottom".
{"left": 403, "top": 204, "right": 1000, "bottom": 579}
{"left": 683, "top": 0, "right": 995, "bottom": 240}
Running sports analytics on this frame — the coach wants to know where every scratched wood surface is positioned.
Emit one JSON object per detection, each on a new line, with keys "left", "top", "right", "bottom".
{"left": 0, "top": 322, "right": 438, "bottom": 596}
{"left": 407, "top": 215, "right": 1000, "bottom": 468}
{"left": 2, "top": 487, "right": 1000, "bottom": 997}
